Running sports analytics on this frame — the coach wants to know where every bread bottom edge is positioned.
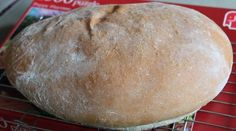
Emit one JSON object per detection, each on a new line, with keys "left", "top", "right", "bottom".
{"left": 80, "top": 109, "right": 198, "bottom": 131}
{"left": 120, "top": 110, "right": 197, "bottom": 131}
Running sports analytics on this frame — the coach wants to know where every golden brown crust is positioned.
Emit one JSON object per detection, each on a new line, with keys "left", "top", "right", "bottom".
{"left": 5, "top": 2, "right": 232, "bottom": 129}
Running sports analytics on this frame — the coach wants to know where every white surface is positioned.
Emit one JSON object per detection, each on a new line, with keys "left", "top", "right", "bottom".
{"left": 0, "top": 0, "right": 15, "bottom": 13}
{"left": 153, "top": 0, "right": 236, "bottom": 9}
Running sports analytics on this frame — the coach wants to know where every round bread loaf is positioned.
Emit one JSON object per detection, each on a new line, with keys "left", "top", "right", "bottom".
{"left": 5, "top": 2, "right": 232, "bottom": 130}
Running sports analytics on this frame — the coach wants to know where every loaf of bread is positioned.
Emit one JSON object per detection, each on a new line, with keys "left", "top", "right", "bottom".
{"left": 5, "top": 2, "right": 232, "bottom": 130}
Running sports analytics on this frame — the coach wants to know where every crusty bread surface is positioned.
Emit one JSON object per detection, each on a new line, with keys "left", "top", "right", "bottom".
{"left": 5, "top": 2, "right": 232, "bottom": 129}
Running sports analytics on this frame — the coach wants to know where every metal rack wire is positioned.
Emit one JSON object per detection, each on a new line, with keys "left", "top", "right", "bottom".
{"left": 0, "top": 43, "right": 235, "bottom": 131}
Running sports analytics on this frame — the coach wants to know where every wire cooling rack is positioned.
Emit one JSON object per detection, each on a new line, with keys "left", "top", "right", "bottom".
{"left": 0, "top": 43, "right": 235, "bottom": 131}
